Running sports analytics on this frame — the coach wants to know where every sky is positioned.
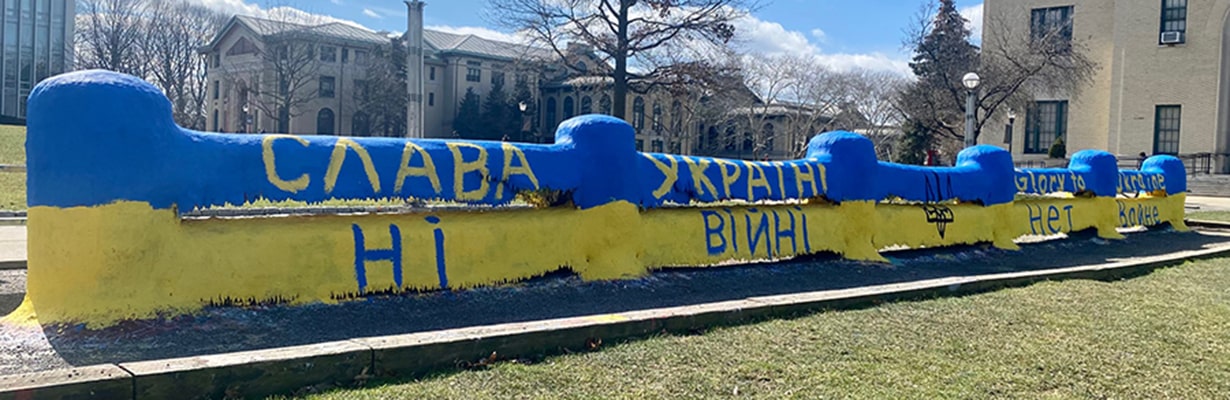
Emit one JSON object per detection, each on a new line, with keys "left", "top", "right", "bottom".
{"left": 189, "top": 0, "right": 984, "bottom": 75}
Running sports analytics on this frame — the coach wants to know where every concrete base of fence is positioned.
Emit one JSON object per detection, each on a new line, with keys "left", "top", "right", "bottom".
{"left": 4, "top": 235, "right": 1229, "bottom": 399}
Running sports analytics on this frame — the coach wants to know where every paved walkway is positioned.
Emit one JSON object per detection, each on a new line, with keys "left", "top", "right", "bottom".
{"left": 1187, "top": 195, "right": 1230, "bottom": 212}
{"left": 0, "top": 226, "right": 22, "bottom": 264}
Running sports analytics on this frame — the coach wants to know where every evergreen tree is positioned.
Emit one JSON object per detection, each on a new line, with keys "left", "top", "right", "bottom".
{"left": 894, "top": 119, "right": 933, "bottom": 165}
{"left": 510, "top": 78, "right": 537, "bottom": 141}
{"left": 480, "top": 81, "right": 510, "bottom": 140}
{"left": 897, "top": 0, "right": 979, "bottom": 148}
{"left": 453, "top": 88, "right": 483, "bottom": 138}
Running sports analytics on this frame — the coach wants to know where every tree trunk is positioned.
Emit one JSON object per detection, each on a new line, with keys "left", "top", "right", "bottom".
{"left": 611, "top": 0, "right": 630, "bottom": 120}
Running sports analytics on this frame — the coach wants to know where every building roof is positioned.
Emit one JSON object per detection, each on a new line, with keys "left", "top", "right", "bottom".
{"left": 202, "top": 15, "right": 390, "bottom": 52}
{"left": 420, "top": 29, "right": 553, "bottom": 61}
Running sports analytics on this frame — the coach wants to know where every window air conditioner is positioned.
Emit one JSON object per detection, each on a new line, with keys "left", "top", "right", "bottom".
{"left": 1160, "top": 31, "right": 1184, "bottom": 44}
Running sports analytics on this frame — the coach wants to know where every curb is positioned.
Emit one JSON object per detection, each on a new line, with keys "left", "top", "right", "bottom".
{"left": 1185, "top": 219, "right": 1230, "bottom": 229}
{"left": 0, "top": 260, "right": 23, "bottom": 270}
{"left": 0, "top": 218, "right": 23, "bottom": 226}
{"left": 4, "top": 242, "right": 1230, "bottom": 399}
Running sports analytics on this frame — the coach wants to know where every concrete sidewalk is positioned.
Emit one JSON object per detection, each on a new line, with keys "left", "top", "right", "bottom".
{"left": 1187, "top": 195, "right": 1230, "bottom": 211}
{"left": 0, "top": 226, "right": 23, "bottom": 265}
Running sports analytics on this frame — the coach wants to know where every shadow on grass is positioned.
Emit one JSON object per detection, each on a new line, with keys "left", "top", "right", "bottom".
{"left": 38, "top": 228, "right": 1229, "bottom": 371}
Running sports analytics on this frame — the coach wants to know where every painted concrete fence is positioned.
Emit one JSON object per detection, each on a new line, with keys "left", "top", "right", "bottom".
{"left": 15, "top": 70, "right": 1188, "bottom": 327}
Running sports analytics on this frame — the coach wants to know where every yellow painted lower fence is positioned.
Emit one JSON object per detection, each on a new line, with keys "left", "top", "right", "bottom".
{"left": 13, "top": 194, "right": 1188, "bottom": 327}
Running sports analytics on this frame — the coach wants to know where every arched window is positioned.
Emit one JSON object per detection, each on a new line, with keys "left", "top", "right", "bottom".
{"left": 671, "top": 101, "right": 682, "bottom": 134}
{"left": 563, "top": 96, "right": 575, "bottom": 119}
{"left": 762, "top": 123, "right": 775, "bottom": 155}
{"left": 545, "top": 97, "right": 557, "bottom": 130}
{"left": 317, "top": 108, "right": 335, "bottom": 135}
{"left": 633, "top": 96, "right": 645, "bottom": 130}
{"left": 581, "top": 96, "right": 592, "bottom": 114}
{"left": 652, "top": 101, "right": 662, "bottom": 132}
{"left": 599, "top": 94, "right": 612, "bottom": 115}
{"left": 353, "top": 111, "right": 370, "bottom": 137}
{"left": 742, "top": 131, "right": 754, "bottom": 153}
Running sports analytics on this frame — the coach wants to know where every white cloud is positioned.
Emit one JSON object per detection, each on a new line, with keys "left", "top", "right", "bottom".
{"left": 184, "top": 0, "right": 374, "bottom": 31}
{"left": 362, "top": 8, "right": 382, "bottom": 19}
{"left": 330, "top": 0, "right": 343, "bottom": 4}
{"left": 810, "top": 28, "right": 827, "bottom": 44}
{"left": 961, "top": 3, "right": 984, "bottom": 44}
{"left": 733, "top": 14, "right": 909, "bottom": 75}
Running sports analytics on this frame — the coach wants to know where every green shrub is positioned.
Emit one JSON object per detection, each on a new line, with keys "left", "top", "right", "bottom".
{"left": 1048, "top": 137, "right": 1066, "bottom": 159}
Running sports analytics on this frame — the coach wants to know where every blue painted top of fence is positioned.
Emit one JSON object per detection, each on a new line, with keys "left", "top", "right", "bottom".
{"left": 25, "top": 70, "right": 1187, "bottom": 211}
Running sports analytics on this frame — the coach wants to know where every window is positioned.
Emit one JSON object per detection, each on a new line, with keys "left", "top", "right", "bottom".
{"left": 652, "top": 140, "right": 663, "bottom": 153}
{"left": 428, "top": 92, "right": 435, "bottom": 106}
{"left": 1154, "top": 105, "right": 1182, "bottom": 154}
{"left": 355, "top": 50, "right": 369, "bottom": 65}
{"left": 600, "top": 94, "right": 612, "bottom": 115}
{"left": 670, "top": 141, "right": 681, "bottom": 154}
{"left": 226, "top": 37, "right": 258, "bottom": 56}
{"left": 652, "top": 102, "right": 663, "bottom": 131}
{"left": 742, "top": 131, "right": 754, "bottom": 152}
{"left": 763, "top": 123, "right": 776, "bottom": 154}
{"left": 1160, "top": 0, "right": 1187, "bottom": 44}
{"left": 342, "top": 48, "right": 350, "bottom": 63}
{"left": 633, "top": 97, "right": 645, "bottom": 130}
{"left": 466, "top": 61, "right": 481, "bottom": 82}
{"left": 491, "top": 71, "right": 504, "bottom": 86}
{"left": 563, "top": 96, "right": 575, "bottom": 119}
{"left": 212, "top": 53, "right": 220, "bottom": 67}
{"left": 212, "top": 109, "right": 218, "bottom": 131}
{"left": 636, "top": 139, "right": 644, "bottom": 151}
{"left": 319, "top": 76, "right": 336, "bottom": 98}
{"left": 320, "top": 46, "right": 337, "bottom": 62}
{"left": 353, "top": 111, "right": 370, "bottom": 136}
{"left": 545, "top": 98, "right": 557, "bottom": 129}
{"left": 317, "top": 108, "right": 335, "bottom": 135}
{"left": 353, "top": 79, "right": 367, "bottom": 100}
{"left": 581, "top": 96, "right": 592, "bottom": 114}
{"left": 430, "top": 66, "right": 436, "bottom": 80}
{"left": 212, "top": 80, "right": 219, "bottom": 99}
{"left": 1030, "top": 6, "right": 1073, "bottom": 43}
{"left": 1024, "top": 100, "right": 1069, "bottom": 154}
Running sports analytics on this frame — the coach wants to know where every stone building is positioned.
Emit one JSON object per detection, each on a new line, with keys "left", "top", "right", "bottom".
{"left": 200, "top": 15, "right": 391, "bottom": 135}
{"left": 201, "top": 2, "right": 822, "bottom": 160}
{"left": 983, "top": 0, "right": 1230, "bottom": 171}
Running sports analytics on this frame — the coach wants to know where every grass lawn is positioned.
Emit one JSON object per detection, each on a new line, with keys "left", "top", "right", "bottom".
{"left": 291, "top": 259, "right": 1230, "bottom": 399}
{"left": 0, "top": 124, "right": 23, "bottom": 210}
{"left": 0, "top": 124, "right": 21, "bottom": 165}
{"left": 1188, "top": 211, "right": 1230, "bottom": 223}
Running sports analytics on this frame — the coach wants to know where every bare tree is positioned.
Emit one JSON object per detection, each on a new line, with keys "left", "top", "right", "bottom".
{"left": 898, "top": 0, "right": 1097, "bottom": 147}
{"left": 76, "top": 0, "right": 150, "bottom": 77}
{"left": 843, "top": 69, "right": 908, "bottom": 160}
{"left": 356, "top": 37, "right": 408, "bottom": 137}
{"left": 489, "top": 0, "right": 758, "bottom": 119}
{"left": 224, "top": 13, "right": 326, "bottom": 133}
{"left": 143, "top": 0, "right": 226, "bottom": 129}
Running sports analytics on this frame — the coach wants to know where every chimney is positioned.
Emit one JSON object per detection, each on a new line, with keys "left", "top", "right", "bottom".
{"left": 405, "top": 1, "right": 426, "bottom": 138}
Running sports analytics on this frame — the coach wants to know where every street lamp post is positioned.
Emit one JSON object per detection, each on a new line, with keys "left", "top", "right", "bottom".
{"left": 518, "top": 101, "right": 529, "bottom": 142}
{"left": 1003, "top": 109, "right": 1016, "bottom": 154}
{"left": 962, "top": 72, "right": 981, "bottom": 148}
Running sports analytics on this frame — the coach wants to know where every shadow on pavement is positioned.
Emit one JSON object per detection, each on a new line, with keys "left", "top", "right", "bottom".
{"left": 36, "top": 228, "right": 1230, "bottom": 368}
